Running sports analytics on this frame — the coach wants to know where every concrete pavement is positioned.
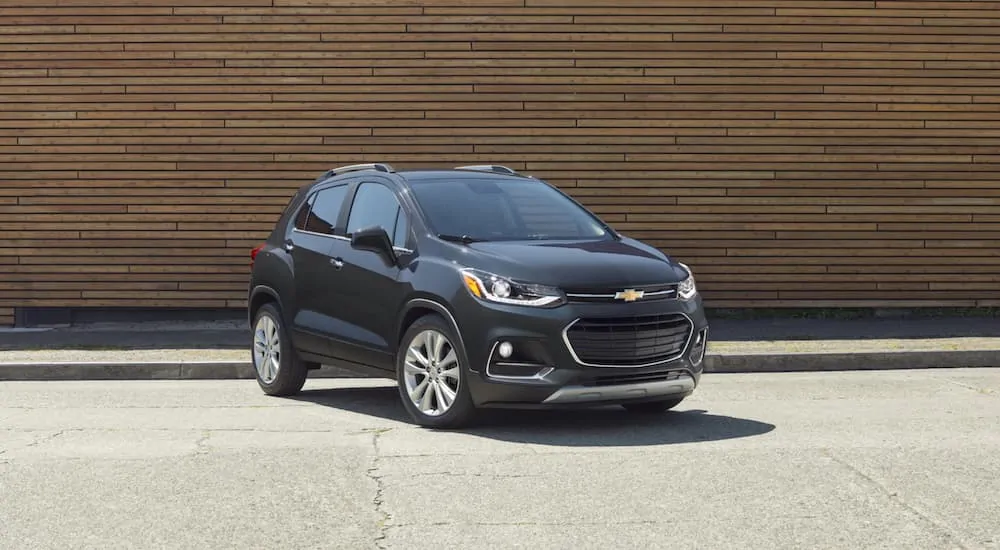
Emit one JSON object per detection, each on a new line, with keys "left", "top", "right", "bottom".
{"left": 2, "top": 369, "right": 998, "bottom": 549}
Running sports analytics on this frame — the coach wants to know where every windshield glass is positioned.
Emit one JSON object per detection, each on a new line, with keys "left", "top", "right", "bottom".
{"left": 409, "top": 177, "right": 609, "bottom": 242}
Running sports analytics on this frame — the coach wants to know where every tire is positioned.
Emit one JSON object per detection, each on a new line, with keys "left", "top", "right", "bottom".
{"left": 396, "top": 314, "right": 477, "bottom": 429}
{"left": 621, "top": 396, "right": 686, "bottom": 414}
{"left": 251, "top": 303, "right": 308, "bottom": 397}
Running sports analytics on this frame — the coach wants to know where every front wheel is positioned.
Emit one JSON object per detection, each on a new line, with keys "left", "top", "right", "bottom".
{"left": 621, "top": 396, "right": 686, "bottom": 414}
{"left": 396, "top": 314, "right": 477, "bottom": 429}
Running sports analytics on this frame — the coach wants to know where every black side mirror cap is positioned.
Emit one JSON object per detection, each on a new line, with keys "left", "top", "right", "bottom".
{"left": 350, "top": 225, "right": 397, "bottom": 264}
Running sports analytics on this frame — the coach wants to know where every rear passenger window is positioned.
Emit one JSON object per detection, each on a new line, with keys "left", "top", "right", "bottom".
{"left": 304, "top": 184, "right": 348, "bottom": 236}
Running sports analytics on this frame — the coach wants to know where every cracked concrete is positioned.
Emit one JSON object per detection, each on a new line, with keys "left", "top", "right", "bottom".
{"left": 367, "top": 429, "right": 392, "bottom": 550}
{"left": 824, "top": 449, "right": 973, "bottom": 550}
{"left": 1, "top": 370, "right": 999, "bottom": 549}
{"left": 23, "top": 429, "right": 70, "bottom": 447}
{"left": 193, "top": 430, "right": 211, "bottom": 455}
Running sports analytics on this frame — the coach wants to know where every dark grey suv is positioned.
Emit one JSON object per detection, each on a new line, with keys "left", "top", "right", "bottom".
{"left": 248, "top": 163, "right": 709, "bottom": 428}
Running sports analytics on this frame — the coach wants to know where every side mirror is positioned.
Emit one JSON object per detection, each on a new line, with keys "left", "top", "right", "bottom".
{"left": 350, "top": 225, "right": 397, "bottom": 264}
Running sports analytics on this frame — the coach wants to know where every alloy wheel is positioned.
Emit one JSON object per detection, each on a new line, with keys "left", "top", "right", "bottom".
{"left": 253, "top": 314, "right": 281, "bottom": 384}
{"left": 403, "top": 329, "right": 461, "bottom": 417}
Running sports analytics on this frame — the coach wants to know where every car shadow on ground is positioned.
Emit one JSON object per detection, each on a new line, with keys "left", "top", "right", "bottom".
{"left": 290, "top": 384, "right": 776, "bottom": 447}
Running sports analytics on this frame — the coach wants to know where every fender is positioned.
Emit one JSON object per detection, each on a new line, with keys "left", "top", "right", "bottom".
{"left": 400, "top": 297, "right": 466, "bottom": 353}
{"left": 248, "top": 285, "right": 284, "bottom": 327}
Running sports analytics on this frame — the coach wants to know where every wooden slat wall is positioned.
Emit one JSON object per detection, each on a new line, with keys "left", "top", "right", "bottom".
{"left": 2, "top": 0, "right": 999, "bottom": 324}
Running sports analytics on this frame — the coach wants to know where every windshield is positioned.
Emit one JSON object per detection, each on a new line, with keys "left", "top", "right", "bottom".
{"left": 409, "top": 177, "right": 609, "bottom": 242}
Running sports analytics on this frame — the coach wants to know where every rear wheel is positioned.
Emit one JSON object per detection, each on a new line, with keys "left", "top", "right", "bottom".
{"left": 252, "top": 303, "right": 308, "bottom": 396}
{"left": 621, "top": 396, "right": 685, "bottom": 414}
{"left": 397, "top": 314, "right": 477, "bottom": 429}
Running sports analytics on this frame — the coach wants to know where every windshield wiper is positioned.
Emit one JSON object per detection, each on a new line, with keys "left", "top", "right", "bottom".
{"left": 437, "top": 233, "right": 487, "bottom": 244}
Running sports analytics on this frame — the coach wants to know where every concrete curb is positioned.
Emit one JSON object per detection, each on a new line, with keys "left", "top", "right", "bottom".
{"left": 705, "top": 349, "right": 1000, "bottom": 373}
{"left": 1, "top": 349, "right": 998, "bottom": 381}
{"left": 0, "top": 361, "right": 363, "bottom": 381}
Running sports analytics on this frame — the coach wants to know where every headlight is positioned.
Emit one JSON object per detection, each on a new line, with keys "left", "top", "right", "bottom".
{"left": 460, "top": 268, "right": 565, "bottom": 308}
{"left": 677, "top": 263, "right": 697, "bottom": 300}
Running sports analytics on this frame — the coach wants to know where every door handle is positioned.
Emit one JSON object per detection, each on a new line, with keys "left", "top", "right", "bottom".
{"left": 283, "top": 240, "right": 295, "bottom": 252}
{"left": 330, "top": 257, "right": 344, "bottom": 269}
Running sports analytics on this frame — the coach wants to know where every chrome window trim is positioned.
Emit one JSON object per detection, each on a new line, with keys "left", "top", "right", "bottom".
{"left": 291, "top": 228, "right": 413, "bottom": 255}
{"left": 484, "top": 341, "right": 554, "bottom": 381}
{"left": 293, "top": 228, "right": 349, "bottom": 242}
{"left": 561, "top": 312, "right": 695, "bottom": 368}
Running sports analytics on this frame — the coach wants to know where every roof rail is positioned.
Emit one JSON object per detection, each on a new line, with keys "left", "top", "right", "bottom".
{"left": 455, "top": 165, "right": 522, "bottom": 176}
{"left": 321, "top": 163, "right": 395, "bottom": 179}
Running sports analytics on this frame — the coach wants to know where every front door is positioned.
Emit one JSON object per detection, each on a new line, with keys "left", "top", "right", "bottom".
{"left": 333, "top": 181, "right": 414, "bottom": 372}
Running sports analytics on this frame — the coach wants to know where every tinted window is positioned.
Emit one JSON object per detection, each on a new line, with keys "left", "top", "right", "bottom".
{"left": 303, "top": 184, "right": 348, "bottom": 236}
{"left": 392, "top": 207, "right": 409, "bottom": 249}
{"left": 293, "top": 193, "right": 315, "bottom": 230}
{"left": 346, "top": 182, "right": 409, "bottom": 248}
{"left": 409, "top": 177, "right": 607, "bottom": 241}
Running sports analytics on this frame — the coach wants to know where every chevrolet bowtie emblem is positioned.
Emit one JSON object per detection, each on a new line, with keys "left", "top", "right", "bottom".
{"left": 614, "top": 289, "right": 644, "bottom": 302}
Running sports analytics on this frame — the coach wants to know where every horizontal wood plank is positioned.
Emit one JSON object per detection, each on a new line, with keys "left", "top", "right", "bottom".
{"left": 0, "top": 1, "right": 997, "bottom": 312}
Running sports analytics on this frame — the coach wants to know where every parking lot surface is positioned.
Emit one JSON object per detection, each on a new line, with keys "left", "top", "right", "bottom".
{"left": 2, "top": 369, "right": 998, "bottom": 549}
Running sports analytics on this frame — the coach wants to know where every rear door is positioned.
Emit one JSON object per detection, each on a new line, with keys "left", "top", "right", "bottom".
{"left": 286, "top": 182, "right": 351, "bottom": 356}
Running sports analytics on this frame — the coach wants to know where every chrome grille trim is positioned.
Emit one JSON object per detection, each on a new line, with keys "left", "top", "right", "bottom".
{"left": 561, "top": 312, "right": 695, "bottom": 368}
{"left": 565, "top": 289, "right": 676, "bottom": 300}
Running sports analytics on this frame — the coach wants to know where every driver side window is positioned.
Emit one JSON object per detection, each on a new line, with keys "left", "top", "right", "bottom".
{"left": 346, "top": 182, "right": 409, "bottom": 249}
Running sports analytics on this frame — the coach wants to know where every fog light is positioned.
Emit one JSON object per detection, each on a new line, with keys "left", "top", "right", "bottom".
{"left": 498, "top": 341, "right": 513, "bottom": 358}
{"left": 689, "top": 329, "right": 708, "bottom": 367}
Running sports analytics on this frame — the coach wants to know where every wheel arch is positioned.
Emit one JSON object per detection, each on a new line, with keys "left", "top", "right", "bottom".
{"left": 248, "top": 285, "right": 284, "bottom": 328}
{"left": 398, "top": 297, "right": 465, "bottom": 353}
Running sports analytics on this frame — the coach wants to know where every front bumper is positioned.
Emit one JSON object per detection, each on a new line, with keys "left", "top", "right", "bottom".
{"left": 540, "top": 375, "right": 697, "bottom": 405}
{"left": 452, "top": 291, "right": 710, "bottom": 408}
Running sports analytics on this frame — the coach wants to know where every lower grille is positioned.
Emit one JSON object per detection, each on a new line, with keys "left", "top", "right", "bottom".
{"left": 591, "top": 369, "right": 687, "bottom": 387}
{"left": 564, "top": 313, "right": 692, "bottom": 367}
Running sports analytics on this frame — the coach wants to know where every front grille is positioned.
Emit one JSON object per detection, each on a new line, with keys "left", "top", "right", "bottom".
{"left": 564, "top": 283, "right": 678, "bottom": 304}
{"left": 591, "top": 369, "right": 687, "bottom": 387}
{"left": 564, "top": 313, "right": 692, "bottom": 367}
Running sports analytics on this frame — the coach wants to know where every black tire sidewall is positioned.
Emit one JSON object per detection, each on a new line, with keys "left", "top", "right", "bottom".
{"left": 396, "top": 314, "right": 476, "bottom": 429}
{"left": 253, "top": 303, "right": 307, "bottom": 396}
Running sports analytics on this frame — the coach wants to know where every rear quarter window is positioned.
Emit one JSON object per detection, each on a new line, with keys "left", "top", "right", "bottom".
{"left": 292, "top": 193, "right": 315, "bottom": 231}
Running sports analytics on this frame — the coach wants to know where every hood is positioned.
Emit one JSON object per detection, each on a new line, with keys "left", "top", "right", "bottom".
{"left": 461, "top": 236, "right": 689, "bottom": 289}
